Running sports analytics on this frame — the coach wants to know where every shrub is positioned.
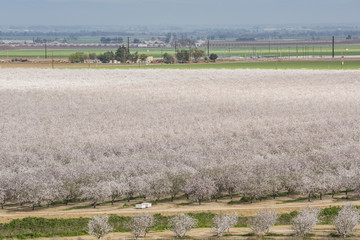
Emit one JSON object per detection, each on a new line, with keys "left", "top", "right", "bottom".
{"left": 163, "top": 53, "right": 175, "bottom": 64}
{"left": 68, "top": 52, "right": 88, "bottom": 63}
{"left": 88, "top": 53, "right": 97, "bottom": 60}
{"left": 209, "top": 53, "right": 218, "bottom": 62}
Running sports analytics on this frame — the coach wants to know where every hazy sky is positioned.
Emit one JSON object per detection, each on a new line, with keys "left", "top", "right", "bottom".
{"left": 1, "top": 0, "right": 359, "bottom": 26}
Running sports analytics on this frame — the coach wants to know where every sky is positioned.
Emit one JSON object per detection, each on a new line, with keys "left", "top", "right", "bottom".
{"left": 1, "top": 0, "right": 359, "bottom": 27}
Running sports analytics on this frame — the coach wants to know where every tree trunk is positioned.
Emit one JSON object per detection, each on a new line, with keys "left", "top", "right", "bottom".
{"left": 308, "top": 193, "right": 311, "bottom": 202}
{"left": 199, "top": 199, "right": 201, "bottom": 205}
{"left": 1, "top": 203, "right": 3, "bottom": 209}
{"left": 332, "top": 190, "right": 335, "bottom": 198}
{"left": 32, "top": 204, "right": 35, "bottom": 210}
{"left": 319, "top": 193, "right": 322, "bottom": 200}
{"left": 93, "top": 202, "right": 97, "bottom": 208}
{"left": 346, "top": 190, "right": 348, "bottom": 196}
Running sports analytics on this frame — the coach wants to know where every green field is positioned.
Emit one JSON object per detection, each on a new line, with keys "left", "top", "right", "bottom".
{"left": 0, "top": 207, "right": 344, "bottom": 239}
{"left": 64, "top": 61, "right": 360, "bottom": 70}
{"left": 1, "top": 45, "right": 360, "bottom": 58}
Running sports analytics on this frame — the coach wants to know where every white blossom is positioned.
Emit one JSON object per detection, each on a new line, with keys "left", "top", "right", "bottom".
{"left": 291, "top": 206, "right": 320, "bottom": 237}
{"left": 211, "top": 213, "right": 238, "bottom": 237}
{"left": 88, "top": 216, "right": 113, "bottom": 239}
{"left": 250, "top": 209, "right": 277, "bottom": 235}
{"left": 128, "top": 212, "right": 155, "bottom": 239}
{"left": 334, "top": 204, "right": 359, "bottom": 238}
{"left": 168, "top": 214, "right": 198, "bottom": 238}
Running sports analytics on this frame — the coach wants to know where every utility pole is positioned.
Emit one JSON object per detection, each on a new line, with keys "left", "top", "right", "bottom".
{"left": 174, "top": 40, "right": 177, "bottom": 64}
{"left": 296, "top": 45, "right": 298, "bottom": 59}
{"left": 320, "top": 47, "right": 322, "bottom": 58}
{"left": 288, "top": 47, "right": 290, "bottom": 59}
{"left": 174, "top": 40, "right": 177, "bottom": 55}
{"left": 303, "top": 46, "right": 305, "bottom": 58}
{"left": 51, "top": 51, "right": 54, "bottom": 69}
{"left": 127, "top": 37, "right": 130, "bottom": 53}
{"left": 45, "top": 41, "right": 47, "bottom": 59}
{"left": 188, "top": 44, "right": 191, "bottom": 69}
{"left": 312, "top": 46, "right": 314, "bottom": 58}
{"left": 207, "top": 40, "right": 210, "bottom": 57}
{"left": 332, "top": 36, "right": 335, "bottom": 58}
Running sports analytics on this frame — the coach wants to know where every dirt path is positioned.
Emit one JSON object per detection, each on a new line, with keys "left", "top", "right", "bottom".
{"left": 0, "top": 194, "right": 357, "bottom": 224}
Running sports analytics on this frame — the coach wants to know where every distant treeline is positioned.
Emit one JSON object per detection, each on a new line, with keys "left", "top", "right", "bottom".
{"left": 0, "top": 29, "right": 359, "bottom": 42}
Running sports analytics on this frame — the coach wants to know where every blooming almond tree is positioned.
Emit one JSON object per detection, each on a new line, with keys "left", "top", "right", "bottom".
{"left": 334, "top": 204, "right": 359, "bottom": 238}
{"left": 88, "top": 216, "right": 113, "bottom": 239}
{"left": 250, "top": 209, "right": 277, "bottom": 235}
{"left": 184, "top": 175, "right": 217, "bottom": 205}
{"left": 80, "top": 182, "right": 111, "bottom": 208}
{"left": 291, "top": 206, "right": 320, "bottom": 237}
{"left": 0, "top": 169, "right": 11, "bottom": 209}
{"left": 128, "top": 212, "right": 155, "bottom": 239}
{"left": 211, "top": 213, "right": 238, "bottom": 237}
{"left": 168, "top": 214, "right": 198, "bottom": 238}
{"left": 147, "top": 173, "right": 172, "bottom": 202}
{"left": 108, "top": 179, "right": 129, "bottom": 205}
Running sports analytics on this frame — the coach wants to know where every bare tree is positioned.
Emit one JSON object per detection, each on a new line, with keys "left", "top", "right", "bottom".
{"left": 88, "top": 216, "right": 113, "bottom": 239}
{"left": 128, "top": 212, "right": 155, "bottom": 239}
{"left": 168, "top": 214, "right": 198, "bottom": 238}
{"left": 291, "top": 206, "right": 320, "bottom": 237}
{"left": 250, "top": 209, "right": 277, "bottom": 235}
{"left": 334, "top": 204, "right": 359, "bottom": 238}
{"left": 211, "top": 213, "right": 238, "bottom": 237}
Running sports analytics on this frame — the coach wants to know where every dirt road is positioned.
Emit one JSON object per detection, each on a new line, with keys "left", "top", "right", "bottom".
{"left": 0, "top": 194, "right": 357, "bottom": 224}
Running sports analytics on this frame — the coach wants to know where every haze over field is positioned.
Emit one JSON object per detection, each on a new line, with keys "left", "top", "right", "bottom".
{"left": 1, "top": 0, "right": 360, "bottom": 26}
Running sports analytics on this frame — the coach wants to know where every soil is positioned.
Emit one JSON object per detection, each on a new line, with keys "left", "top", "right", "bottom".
{"left": 0, "top": 193, "right": 357, "bottom": 223}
